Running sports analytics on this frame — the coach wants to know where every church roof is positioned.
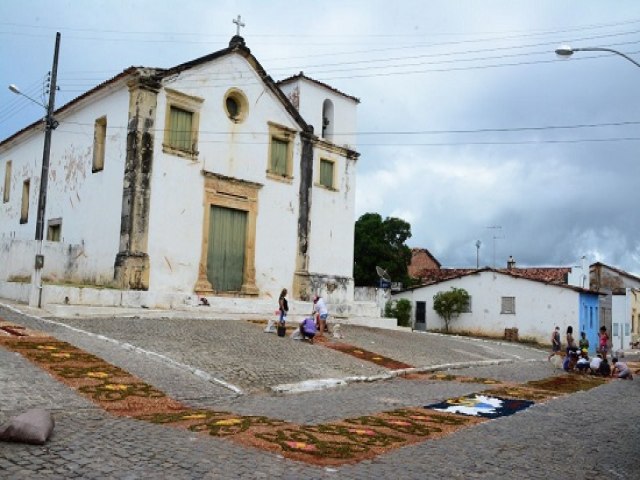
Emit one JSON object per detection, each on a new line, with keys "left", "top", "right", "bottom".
{"left": 1, "top": 36, "right": 314, "bottom": 148}
{"left": 277, "top": 72, "right": 361, "bottom": 104}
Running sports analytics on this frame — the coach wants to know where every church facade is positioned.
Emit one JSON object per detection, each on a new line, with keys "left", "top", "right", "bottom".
{"left": 0, "top": 36, "right": 360, "bottom": 312}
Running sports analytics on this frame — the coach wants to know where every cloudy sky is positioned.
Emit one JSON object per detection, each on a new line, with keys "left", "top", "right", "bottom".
{"left": 2, "top": 1, "right": 640, "bottom": 275}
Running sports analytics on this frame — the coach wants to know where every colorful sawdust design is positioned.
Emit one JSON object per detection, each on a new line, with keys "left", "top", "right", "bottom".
{"left": 243, "top": 408, "right": 482, "bottom": 466}
{"left": 402, "top": 372, "right": 504, "bottom": 385}
{"left": 138, "top": 409, "right": 288, "bottom": 436}
{"left": 323, "top": 342, "right": 413, "bottom": 370}
{"left": 525, "top": 375, "right": 608, "bottom": 394}
{"left": 480, "top": 385, "right": 556, "bottom": 401}
{"left": 0, "top": 323, "right": 608, "bottom": 466}
{"left": 0, "top": 325, "right": 28, "bottom": 336}
{"left": 425, "top": 394, "right": 534, "bottom": 419}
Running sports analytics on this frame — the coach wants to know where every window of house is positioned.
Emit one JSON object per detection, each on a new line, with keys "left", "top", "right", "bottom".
{"left": 223, "top": 88, "right": 248, "bottom": 123}
{"left": 163, "top": 88, "right": 203, "bottom": 159}
{"left": 462, "top": 296, "right": 472, "bottom": 313}
{"left": 3, "top": 160, "right": 11, "bottom": 203}
{"left": 267, "top": 122, "right": 295, "bottom": 180}
{"left": 501, "top": 296, "right": 515, "bottom": 314}
{"left": 319, "top": 158, "right": 335, "bottom": 189}
{"left": 92, "top": 116, "right": 107, "bottom": 172}
{"left": 47, "top": 218, "right": 62, "bottom": 242}
{"left": 20, "top": 179, "right": 29, "bottom": 224}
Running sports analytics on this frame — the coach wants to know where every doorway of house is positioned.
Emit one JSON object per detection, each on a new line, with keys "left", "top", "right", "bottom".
{"left": 415, "top": 301, "right": 426, "bottom": 331}
{"left": 207, "top": 205, "right": 247, "bottom": 292}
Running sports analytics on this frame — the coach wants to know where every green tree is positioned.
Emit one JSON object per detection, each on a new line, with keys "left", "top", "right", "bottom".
{"left": 432, "top": 287, "right": 470, "bottom": 333}
{"left": 353, "top": 213, "right": 412, "bottom": 286}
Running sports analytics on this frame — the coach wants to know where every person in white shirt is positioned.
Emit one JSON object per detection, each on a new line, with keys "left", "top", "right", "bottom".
{"left": 589, "top": 354, "right": 603, "bottom": 375}
{"left": 313, "top": 295, "right": 329, "bottom": 337}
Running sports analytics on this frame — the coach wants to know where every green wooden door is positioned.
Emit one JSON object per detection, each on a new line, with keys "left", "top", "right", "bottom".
{"left": 207, "top": 206, "right": 247, "bottom": 292}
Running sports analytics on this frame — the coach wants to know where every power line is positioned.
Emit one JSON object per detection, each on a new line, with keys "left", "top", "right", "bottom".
{"left": 58, "top": 119, "right": 640, "bottom": 136}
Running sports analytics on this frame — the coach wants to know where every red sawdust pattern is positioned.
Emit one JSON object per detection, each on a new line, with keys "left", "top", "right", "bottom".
{"left": 0, "top": 325, "right": 27, "bottom": 336}
{"left": 403, "top": 372, "right": 504, "bottom": 385}
{"left": 0, "top": 321, "right": 607, "bottom": 466}
{"left": 235, "top": 408, "right": 483, "bottom": 466}
{"left": 324, "top": 342, "right": 413, "bottom": 370}
{"left": 0, "top": 336, "right": 186, "bottom": 417}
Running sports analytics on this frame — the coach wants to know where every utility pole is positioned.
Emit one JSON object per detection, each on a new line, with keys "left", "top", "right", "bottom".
{"left": 29, "top": 32, "right": 61, "bottom": 308}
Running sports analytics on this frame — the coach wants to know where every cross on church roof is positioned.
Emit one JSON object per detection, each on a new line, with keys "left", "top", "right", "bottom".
{"left": 233, "top": 15, "right": 245, "bottom": 36}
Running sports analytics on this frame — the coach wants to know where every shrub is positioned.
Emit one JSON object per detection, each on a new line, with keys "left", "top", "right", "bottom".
{"left": 384, "top": 298, "right": 412, "bottom": 327}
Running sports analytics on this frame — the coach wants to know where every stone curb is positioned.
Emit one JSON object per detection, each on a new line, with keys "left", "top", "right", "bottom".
{"left": 271, "top": 358, "right": 540, "bottom": 394}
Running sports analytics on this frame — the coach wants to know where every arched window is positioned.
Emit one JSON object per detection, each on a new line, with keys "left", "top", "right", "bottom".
{"left": 322, "top": 99, "right": 334, "bottom": 140}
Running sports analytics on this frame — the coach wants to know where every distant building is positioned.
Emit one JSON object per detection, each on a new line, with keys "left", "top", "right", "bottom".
{"left": 0, "top": 35, "right": 360, "bottom": 313}
{"left": 394, "top": 267, "right": 601, "bottom": 348}
{"left": 408, "top": 248, "right": 441, "bottom": 278}
{"left": 590, "top": 262, "right": 640, "bottom": 351}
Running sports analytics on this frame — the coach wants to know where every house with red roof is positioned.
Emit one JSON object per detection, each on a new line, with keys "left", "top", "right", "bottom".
{"left": 393, "top": 267, "right": 601, "bottom": 348}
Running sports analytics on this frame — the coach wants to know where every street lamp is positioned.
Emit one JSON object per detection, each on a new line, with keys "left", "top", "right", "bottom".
{"left": 8, "top": 32, "right": 61, "bottom": 308}
{"left": 555, "top": 44, "right": 640, "bottom": 69}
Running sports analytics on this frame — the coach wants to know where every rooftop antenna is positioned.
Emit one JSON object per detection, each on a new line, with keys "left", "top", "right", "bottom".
{"left": 486, "top": 226, "right": 503, "bottom": 268}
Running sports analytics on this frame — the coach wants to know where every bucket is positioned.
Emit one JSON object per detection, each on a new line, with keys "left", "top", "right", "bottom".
{"left": 277, "top": 324, "right": 286, "bottom": 337}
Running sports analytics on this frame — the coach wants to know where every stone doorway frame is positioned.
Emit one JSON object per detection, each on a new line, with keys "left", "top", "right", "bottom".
{"left": 194, "top": 172, "right": 261, "bottom": 296}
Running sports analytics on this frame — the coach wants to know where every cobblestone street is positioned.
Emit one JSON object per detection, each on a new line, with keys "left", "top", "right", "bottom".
{"left": 1, "top": 302, "right": 638, "bottom": 479}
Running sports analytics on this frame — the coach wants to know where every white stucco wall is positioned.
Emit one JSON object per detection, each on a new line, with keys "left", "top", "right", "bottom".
{"left": 0, "top": 83, "right": 130, "bottom": 284}
{"left": 393, "top": 271, "right": 581, "bottom": 344}
{"left": 146, "top": 54, "right": 304, "bottom": 297}
{"left": 307, "top": 147, "right": 356, "bottom": 279}
{"left": 611, "top": 292, "right": 632, "bottom": 352}
{"left": 1, "top": 50, "right": 361, "bottom": 310}
{"left": 278, "top": 78, "right": 358, "bottom": 148}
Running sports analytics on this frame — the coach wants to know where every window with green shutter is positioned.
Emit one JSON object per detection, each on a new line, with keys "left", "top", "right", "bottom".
{"left": 162, "top": 88, "right": 203, "bottom": 159}
{"left": 319, "top": 159, "right": 334, "bottom": 188}
{"left": 168, "top": 106, "right": 194, "bottom": 152}
{"left": 270, "top": 138, "right": 288, "bottom": 176}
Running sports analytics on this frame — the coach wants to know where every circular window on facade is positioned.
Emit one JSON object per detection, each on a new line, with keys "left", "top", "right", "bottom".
{"left": 224, "top": 88, "right": 248, "bottom": 123}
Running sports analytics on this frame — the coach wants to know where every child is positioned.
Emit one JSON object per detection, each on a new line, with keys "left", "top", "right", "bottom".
{"left": 611, "top": 357, "right": 633, "bottom": 380}
{"left": 579, "top": 332, "right": 589, "bottom": 352}
{"left": 598, "top": 326, "right": 609, "bottom": 360}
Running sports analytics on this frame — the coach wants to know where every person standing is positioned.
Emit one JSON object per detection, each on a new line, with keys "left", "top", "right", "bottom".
{"left": 579, "top": 331, "right": 590, "bottom": 352}
{"left": 548, "top": 326, "right": 561, "bottom": 361}
{"left": 313, "top": 295, "right": 329, "bottom": 337}
{"left": 278, "top": 288, "right": 289, "bottom": 324}
{"left": 598, "top": 326, "right": 610, "bottom": 360}
{"left": 566, "top": 326, "right": 576, "bottom": 354}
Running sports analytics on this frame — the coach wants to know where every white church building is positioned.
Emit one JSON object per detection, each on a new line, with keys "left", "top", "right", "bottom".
{"left": 0, "top": 35, "right": 371, "bottom": 319}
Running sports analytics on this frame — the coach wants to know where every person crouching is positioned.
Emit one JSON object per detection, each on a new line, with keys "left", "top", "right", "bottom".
{"left": 300, "top": 316, "right": 317, "bottom": 344}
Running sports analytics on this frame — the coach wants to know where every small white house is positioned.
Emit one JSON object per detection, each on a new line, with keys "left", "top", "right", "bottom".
{"left": 611, "top": 290, "right": 633, "bottom": 352}
{"left": 393, "top": 268, "right": 601, "bottom": 347}
{"left": 0, "top": 35, "right": 361, "bottom": 314}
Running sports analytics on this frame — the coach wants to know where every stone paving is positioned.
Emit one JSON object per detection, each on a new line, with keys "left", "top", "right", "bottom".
{"left": 1, "top": 302, "right": 639, "bottom": 479}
